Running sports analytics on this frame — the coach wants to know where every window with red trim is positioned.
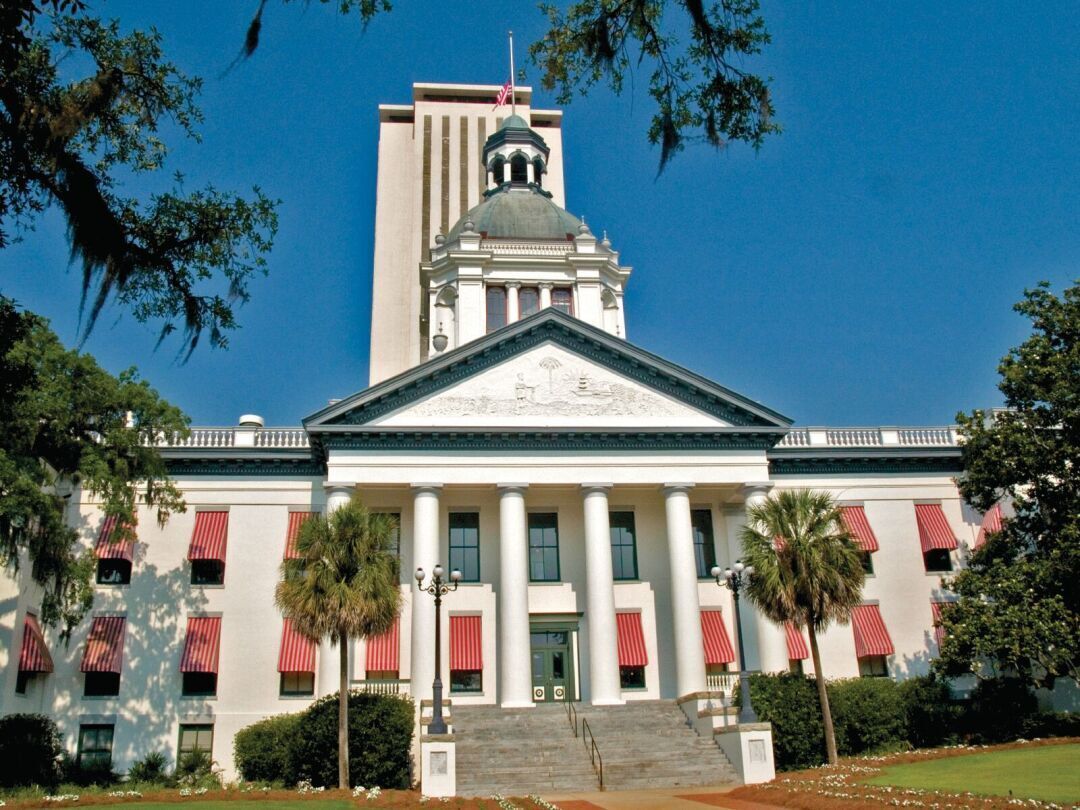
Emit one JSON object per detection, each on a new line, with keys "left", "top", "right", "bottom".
{"left": 486, "top": 286, "right": 507, "bottom": 333}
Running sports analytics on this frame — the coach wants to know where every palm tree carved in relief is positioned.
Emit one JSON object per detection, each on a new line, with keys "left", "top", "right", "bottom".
{"left": 276, "top": 498, "right": 402, "bottom": 788}
{"left": 740, "top": 489, "right": 866, "bottom": 765}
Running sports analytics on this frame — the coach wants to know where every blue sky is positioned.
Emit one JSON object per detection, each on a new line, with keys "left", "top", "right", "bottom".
{"left": 2, "top": 1, "right": 1077, "bottom": 427}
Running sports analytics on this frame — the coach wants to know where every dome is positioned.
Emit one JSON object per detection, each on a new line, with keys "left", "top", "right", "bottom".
{"left": 499, "top": 114, "right": 531, "bottom": 130}
{"left": 445, "top": 187, "right": 583, "bottom": 242}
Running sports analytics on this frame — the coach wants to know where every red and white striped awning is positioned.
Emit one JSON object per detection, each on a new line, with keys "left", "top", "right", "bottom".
{"left": 19, "top": 614, "right": 53, "bottom": 673}
{"left": 365, "top": 618, "right": 400, "bottom": 672}
{"left": 786, "top": 623, "right": 810, "bottom": 661}
{"left": 188, "top": 511, "right": 228, "bottom": 562}
{"left": 851, "top": 604, "right": 894, "bottom": 658}
{"left": 975, "top": 504, "right": 1003, "bottom": 549}
{"left": 278, "top": 618, "right": 316, "bottom": 673}
{"left": 284, "top": 511, "right": 315, "bottom": 559}
{"left": 80, "top": 616, "right": 126, "bottom": 673}
{"left": 616, "top": 612, "right": 648, "bottom": 667}
{"left": 915, "top": 504, "right": 958, "bottom": 552}
{"left": 840, "top": 506, "right": 879, "bottom": 552}
{"left": 180, "top": 616, "right": 222, "bottom": 673}
{"left": 449, "top": 615, "right": 482, "bottom": 671}
{"left": 94, "top": 516, "right": 134, "bottom": 561}
{"left": 700, "top": 610, "right": 736, "bottom": 665}
{"left": 930, "top": 601, "right": 951, "bottom": 648}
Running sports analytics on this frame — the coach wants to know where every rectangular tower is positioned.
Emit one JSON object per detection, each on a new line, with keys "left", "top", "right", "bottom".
{"left": 369, "top": 83, "right": 566, "bottom": 384}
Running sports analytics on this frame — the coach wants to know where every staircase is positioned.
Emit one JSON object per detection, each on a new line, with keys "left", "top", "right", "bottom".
{"left": 453, "top": 700, "right": 738, "bottom": 796}
{"left": 454, "top": 703, "right": 599, "bottom": 796}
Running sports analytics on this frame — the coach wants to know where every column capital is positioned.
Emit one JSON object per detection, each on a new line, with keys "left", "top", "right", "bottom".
{"left": 538, "top": 281, "right": 554, "bottom": 290}
{"left": 506, "top": 281, "right": 521, "bottom": 290}
{"left": 323, "top": 481, "right": 354, "bottom": 493}
{"left": 662, "top": 483, "right": 695, "bottom": 495}
{"left": 580, "top": 482, "right": 613, "bottom": 494}
{"left": 741, "top": 481, "right": 774, "bottom": 501}
{"left": 496, "top": 482, "right": 529, "bottom": 493}
{"left": 411, "top": 483, "right": 444, "bottom": 495}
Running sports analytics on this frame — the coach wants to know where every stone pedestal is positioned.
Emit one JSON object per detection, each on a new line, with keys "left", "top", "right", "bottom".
{"left": 714, "top": 723, "right": 776, "bottom": 785}
{"left": 420, "top": 734, "right": 456, "bottom": 797}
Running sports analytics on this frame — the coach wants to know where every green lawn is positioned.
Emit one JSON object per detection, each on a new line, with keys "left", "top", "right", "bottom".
{"left": 863, "top": 744, "right": 1080, "bottom": 804}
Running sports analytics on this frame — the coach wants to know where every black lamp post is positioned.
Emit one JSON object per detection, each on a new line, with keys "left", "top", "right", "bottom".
{"left": 711, "top": 560, "right": 759, "bottom": 724}
{"left": 415, "top": 564, "right": 461, "bottom": 735}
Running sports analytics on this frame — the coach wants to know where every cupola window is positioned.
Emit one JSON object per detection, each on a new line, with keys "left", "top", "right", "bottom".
{"left": 510, "top": 154, "right": 528, "bottom": 185}
{"left": 551, "top": 287, "right": 574, "bottom": 315}
{"left": 532, "top": 157, "right": 544, "bottom": 187}
{"left": 519, "top": 286, "right": 540, "bottom": 317}
{"left": 491, "top": 156, "right": 505, "bottom": 185}
{"left": 486, "top": 286, "right": 507, "bottom": 333}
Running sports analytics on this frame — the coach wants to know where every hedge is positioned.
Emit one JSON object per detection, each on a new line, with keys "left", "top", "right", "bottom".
{"left": 746, "top": 673, "right": 826, "bottom": 770}
{"left": 234, "top": 691, "right": 414, "bottom": 788}
{"left": 0, "top": 714, "right": 63, "bottom": 788}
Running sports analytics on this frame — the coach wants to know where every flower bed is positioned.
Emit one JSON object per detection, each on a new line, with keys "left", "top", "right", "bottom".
{"left": 728, "top": 738, "right": 1080, "bottom": 810}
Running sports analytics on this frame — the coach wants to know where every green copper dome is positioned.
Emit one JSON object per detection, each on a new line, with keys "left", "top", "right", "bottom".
{"left": 445, "top": 187, "right": 583, "bottom": 242}
{"left": 498, "top": 113, "right": 531, "bottom": 130}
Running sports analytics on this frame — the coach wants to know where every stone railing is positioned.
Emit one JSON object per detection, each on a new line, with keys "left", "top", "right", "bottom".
{"left": 480, "top": 240, "right": 576, "bottom": 255}
{"left": 162, "top": 427, "right": 309, "bottom": 449}
{"left": 706, "top": 671, "right": 741, "bottom": 702}
{"left": 352, "top": 678, "right": 410, "bottom": 697}
{"left": 776, "top": 426, "right": 959, "bottom": 449}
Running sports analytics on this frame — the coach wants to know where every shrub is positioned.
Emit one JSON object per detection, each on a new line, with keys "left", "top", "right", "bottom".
{"left": 175, "top": 749, "right": 222, "bottom": 789}
{"left": 747, "top": 673, "right": 826, "bottom": 771}
{"left": 966, "top": 677, "right": 1039, "bottom": 743}
{"left": 827, "top": 677, "right": 907, "bottom": 756}
{"left": 234, "top": 712, "right": 302, "bottom": 783}
{"left": 127, "top": 751, "right": 171, "bottom": 785}
{"left": 57, "top": 752, "right": 121, "bottom": 788}
{"left": 0, "top": 714, "right": 63, "bottom": 788}
{"left": 1020, "top": 711, "right": 1080, "bottom": 739}
{"left": 286, "top": 691, "right": 414, "bottom": 788}
{"left": 897, "top": 675, "right": 963, "bottom": 748}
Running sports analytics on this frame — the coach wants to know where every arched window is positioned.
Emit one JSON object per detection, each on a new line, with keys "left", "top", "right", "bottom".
{"left": 491, "top": 156, "right": 505, "bottom": 185}
{"left": 510, "top": 154, "right": 528, "bottom": 184}
{"left": 532, "top": 157, "right": 545, "bottom": 187}
{"left": 486, "top": 286, "right": 507, "bottom": 333}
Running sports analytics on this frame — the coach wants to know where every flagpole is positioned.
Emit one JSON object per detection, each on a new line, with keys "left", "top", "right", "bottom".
{"left": 508, "top": 30, "right": 516, "bottom": 116}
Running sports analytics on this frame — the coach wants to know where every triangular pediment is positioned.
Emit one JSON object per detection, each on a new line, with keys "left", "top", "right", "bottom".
{"left": 304, "top": 309, "right": 790, "bottom": 432}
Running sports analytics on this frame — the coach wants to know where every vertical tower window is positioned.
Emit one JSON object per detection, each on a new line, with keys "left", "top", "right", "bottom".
{"left": 551, "top": 288, "right": 574, "bottom": 315}
{"left": 533, "top": 157, "right": 545, "bottom": 187}
{"left": 519, "top": 287, "right": 540, "bottom": 318}
{"left": 510, "top": 154, "right": 528, "bottom": 184}
{"left": 449, "top": 512, "right": 480, "bottom": 582}
{"left": 528, "top": 513, "right": 560, "bottom": 582}
{"left": 486, "top": 286, "right": 507, "bottom": 333}
{"left": 691, "top": 509, "right": 717, "bottom": 578}
{"left": 609, "top": 512, "right": 638, "bottom": 580}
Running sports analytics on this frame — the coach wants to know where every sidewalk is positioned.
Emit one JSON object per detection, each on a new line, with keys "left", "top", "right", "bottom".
{"left": 543, "top": 785, "right": 782, "bottom": 810}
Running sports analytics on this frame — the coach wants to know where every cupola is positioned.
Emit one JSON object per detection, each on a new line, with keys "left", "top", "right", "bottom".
{"left": 484, "top": 115, "right": 550, "bottom": 190}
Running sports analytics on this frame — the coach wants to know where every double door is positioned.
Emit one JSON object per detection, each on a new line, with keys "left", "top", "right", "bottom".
{"left": 530, "top": 628, "right": 575, "bottom": 702}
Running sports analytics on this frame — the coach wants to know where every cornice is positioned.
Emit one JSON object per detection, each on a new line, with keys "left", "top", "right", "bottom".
{"left": 767, "top": 449, "right": 963, "bottom": 476}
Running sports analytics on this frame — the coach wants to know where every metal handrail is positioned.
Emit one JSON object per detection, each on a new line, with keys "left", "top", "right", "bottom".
{"left": 581, "top": 717, "right": 604, "bottom": 790}
{"left": 564, "top": 691, "right": 578, "bottom": 737}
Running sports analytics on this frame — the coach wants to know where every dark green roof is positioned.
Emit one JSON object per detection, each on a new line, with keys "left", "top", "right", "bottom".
{"left": 446, "top": 187, "right": 582, "bottom": 242}
{"left": 499, "top": 114, "right": 530, "bottom": 130}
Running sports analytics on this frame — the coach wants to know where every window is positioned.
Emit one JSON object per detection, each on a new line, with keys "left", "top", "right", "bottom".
{"left": 485, "top": 286, "right": 507, "bottom": 333}
{"left": 279, "top": 672, "right": 314, "bottom": 696}
{"left": 374, "top": 512, "right": 400, "bottom": 557}
{"left": 510, "top": 153, "right": 527, "bottom": 184}
{"left": 609, "top": 512, "right": 638, "bottom": 580}
{"left": 450, "top": 669, "right": 482, "bottom": 693}
{"left": 692, "top": 509, "right": 717, "bottom": 578}
{"left": 551, "top": 287, "right": 573, "bottom": 315}
{"left": 923, "top": 548, "right": 952, "bottom": 573}
{"left": 491, "top": 156, "right": 505, "bottom": 184}
{"left": 532, "top": 157, "right": 544, "bottom": 187}
{"left": 528, "top": 513, "right": 560, "bottom": 582}
{"left": 178, "top": 724, "right": 214, "bottom": 758}
{"left": 84, "top": 672, "right": 120, "bottom": 697}
{"left": 449, "top": 512, "right": 480, "bottom": 582}
{"left": 519, "top": 286, "right": 540, "bottom": 317}
{"left": 182, "top": 672, "right": 217, "bottom": 697}
{"left": 96, "top": 559, "right": 131, "bottom": 585}
{"left": 860, "top": 551, "right": 875, "bottom": 575}
{"left": 619, "top": 666, "right": 645, "bottom": 689}
{"left": 859, "top": 655, "right": 889, "bottom": 677}
{"left": 16, "top": 671, "right": 33, "bottom": 694}
{"left": 77, "top": 724, "right": 114, "bottom": 771}
{"left": 191, "top": 560, "right": 224, "bottom": 586}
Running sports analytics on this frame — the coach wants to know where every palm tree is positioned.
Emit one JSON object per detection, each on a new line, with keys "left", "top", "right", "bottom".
{"left": 276, "top": 496, "right": 401, "bottom": 788}
{"left": 740, "top": 489, "right": 865, "bottom": 765}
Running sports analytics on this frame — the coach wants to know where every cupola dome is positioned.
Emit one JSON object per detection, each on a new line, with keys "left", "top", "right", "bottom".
{"left": 446, "top": 187, "right": 583, "bottom": 242}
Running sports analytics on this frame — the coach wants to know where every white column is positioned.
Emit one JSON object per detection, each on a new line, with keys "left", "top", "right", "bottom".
{"left": 741, "top": 482, "right": 788, "bottom": 674}
{"left": 582, "top": 484, "right": 623, "bottom": 705}
{"left": 539, "top": 282, "right": 553, "bottom": 310}
{"left": 320, "top": 483, "right": 354, "bottom": 694}
{"left": 410, "top": 484, "right": 442, "bottom": 703}
{"left": 663, "top": 484, "right": 707, "bottom": 697}
{"left": 506, "top": 282, "right": 521, "bottom": 324}
{"left": 498, "top": 484, "right": 534, "bottom": 707}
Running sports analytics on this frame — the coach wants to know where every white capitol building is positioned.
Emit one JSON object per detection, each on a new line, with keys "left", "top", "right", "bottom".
{"left": 0, "top": 83, "right": 997, "bottom": 793}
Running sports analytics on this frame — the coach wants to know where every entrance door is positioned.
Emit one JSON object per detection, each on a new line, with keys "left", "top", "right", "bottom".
{"left": 530, "top": 629, "right": 574, "bottom": 702}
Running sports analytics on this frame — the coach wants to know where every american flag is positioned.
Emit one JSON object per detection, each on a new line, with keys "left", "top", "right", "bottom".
{"left": 493, "top": 80, "right": 512, "bottom": 109}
